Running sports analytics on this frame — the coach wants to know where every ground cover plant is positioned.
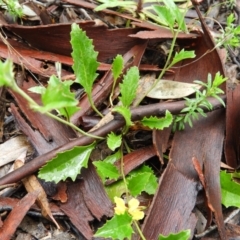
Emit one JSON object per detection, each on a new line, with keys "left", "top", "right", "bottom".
{"left": 0, "top": 0, "right": 239, "bottom": 239}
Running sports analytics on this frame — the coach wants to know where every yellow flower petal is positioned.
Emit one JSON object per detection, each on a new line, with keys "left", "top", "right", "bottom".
{"left": 128, "top": 208, "right": 144, "bottom": 220}
{"left": 114, "top": 197, "right": 126, "bottom": 215}
{"left": 127, "top": 198, "right": 145, "bottom": 220}
{"left": 128, "top": 198, "right": 139, "bottom": 211}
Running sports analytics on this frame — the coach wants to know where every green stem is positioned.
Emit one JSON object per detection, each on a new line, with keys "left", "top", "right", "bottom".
{"left": 88, "top": 94, "right": 104, "bottom": 118}
{"left": 134, "top": 0, "right": 191, "bottom": 106}
{"left": 109, "top": 78, "right": 117, "bottom": 107}
{"left": 133, "top": 220, "right": 146, "bottom": 240}
{"left": 45, "top": 112, "right": 104, "bottom": 139}
{"left": 120, "top": 143, "right": 129, "bottom": 199}
{"left": 13, "top": 84, "right": 104, "bottom": 140}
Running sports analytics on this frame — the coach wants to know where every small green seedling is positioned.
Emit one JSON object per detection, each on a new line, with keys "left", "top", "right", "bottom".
{"left": 173, "top": 72, "right": 227, "bottom": 131}
{"left": 216, "top": 13, "right": 240, "bottom": 48}
{"left": 0, "top": 0, "right": 23, "bottom": 18}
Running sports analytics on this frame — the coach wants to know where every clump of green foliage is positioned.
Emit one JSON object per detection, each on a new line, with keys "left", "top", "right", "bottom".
{"left": 0, "top": 0, "right": 228, "bottom": 239}
{"left": 216, "top": 13, "right": 240, "bottom": 48}
{"left": 0, "top": 0, "right": 23, "bottom": 18}
{"left": 173, "top": 72, "right": 227, "bottom": 131}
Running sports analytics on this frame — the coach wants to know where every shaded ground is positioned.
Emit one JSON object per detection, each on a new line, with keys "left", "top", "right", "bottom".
{"left": 0, "top": 0, "right": 240, "bottom": 239}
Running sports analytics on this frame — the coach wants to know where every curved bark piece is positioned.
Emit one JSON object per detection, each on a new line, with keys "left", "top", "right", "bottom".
{"left": 141, "top": 110, "right": 226, "bottom": 239}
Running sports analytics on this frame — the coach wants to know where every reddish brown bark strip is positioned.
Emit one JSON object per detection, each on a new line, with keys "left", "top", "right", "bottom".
{"left": 0, "top": 191, "right": 39, "bottom": 240}
{"left": 224, "top": 83, "right": 240, "bottom": 168}
{"left": 142, "top": 109, "right": 226, "bottom": 239}
{"left": 60, "top": 181, "right": 94, "bottom": 240}
{"left": 142, "top": 162, "right": 198, "bottom": 239}
{"left": 80, "top": 162, "right": 113, "bottom": 220}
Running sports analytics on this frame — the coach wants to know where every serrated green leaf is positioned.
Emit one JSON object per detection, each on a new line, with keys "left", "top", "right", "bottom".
{"left": 112, "top": 55, "right": 124, "bottom": 81}
{"left": 93, "top": 161, "right": 120, "bottom": 182}
{"left": 158, "top": 229, "right": 191, "bottom": 240}
{"left": 103, "top": 150, "right": 121, "bottom": 164}
{"left": 38, "top": 143, "right": 95, "bottom": 183}
{"left": 94, "top": 213, "right": 133, "bottom": 240}
{"left": 35, "top": 75, "right": 79, "bottom": 118}
{"left": 220, "top": 171, "right": 240, "bottom": 208}
{"left": 128, "top": 172, "right": 151, "bottom": 197}
{"left": 113, "top": 106, "right": 132, "bottom": 127}
{"left": 128, "top": 165, "right": 158, "bottom": 195}
{"left": 107, "top": 132, "right": 122, "bottom": 151}
{"left": 144, "top": 173, "right": 158, "bottom": 195}
{"left": 144, "top": 171, "right": 158, "bottom": 195}
{"left": 170, "top": 49, "right": 196, "bottom": 67}
{"left": 119, "top": 66, "right": 139, "bottom": 107}
{"left": 70, "top": 23, "right": 99, "bottom": 94}
{"left": 141, "top": 110, "right": 173, "bottom": 130}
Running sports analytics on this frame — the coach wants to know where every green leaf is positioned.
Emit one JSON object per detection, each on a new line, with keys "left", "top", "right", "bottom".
{"left": 103, "top": 150, "right": 121, "bottom": 164}
{"left": 93, "top": 161, "right": 120, "bottom": 182}
{"left": 158, "top": 229, "right": 191, "bottom": 240}
{"left": 161, "top": 0, "right": 186, "bottom": 32}
{"left": 141, "top": 110, "right": 173, "bottom": 130}
{"left": 153, "top": 0, "right": 187, "bottom": 32}
{"left": 94, "top": 0, "right": 136, "bottom": 11}
{"left": 38, "top": 143, "right": 95, "bottom": 183}
{"left": 170, "top": 49, "right": 196, "bottom": 67}
{"left": 142, "top": 165, "right": 158, "bottom": 195}
{"left": 220, "top": 171, "right": 240, "bottom": 208}
{"left": 128, "top": 172, "right": 152, "bottom": 197}
{"left": 57, "top": 105, "right": 80, "bottom": 119}
{"left": 35, "top": 75, "right": 80, "bottom": 118}
{"left": 70, "top": 23, "right": 99, "bottom": 94}
{"left": 28, "top": 86, "right": 46, "bottom": 94}
{"left": 113, "top": 106, "right": 132, "bottom": 127}
{"left": 112, "top": 55, "right": 124, "bottom": 81}
{"left": 128, "top": 165, "right": 158, "bottom": 196}
{"left": 0, "top": 60, "right": 16, "bottom": 88}
{"left": 152, "top": 5, "right": 175, "bottom": 29}
{"left": 107, "top": 132, "right": 122, "bottom": 151}
{"left": 212, "top": 72, "right": 227, "bottom": 87}
{"left": 105, "top": 180, "right": 127, "bottom": 202}
{"left": 119, "top": 66, "right": 139, "bottom": 107}
{"left": 94, "top": 212, "right": 133, "bottom": 240}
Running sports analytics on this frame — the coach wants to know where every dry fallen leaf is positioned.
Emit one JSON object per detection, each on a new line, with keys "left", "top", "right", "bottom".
{"left": 14, "top": 157, "right": 60, "bottom": 229}
{"left": 146, "top": 80, "right": 201, "bottom": 99}
{"left": 0, "top": 135, "right": 32, "bottom": 167}
{"left": 133, "top": 73, "right": 201, "bottom": 104}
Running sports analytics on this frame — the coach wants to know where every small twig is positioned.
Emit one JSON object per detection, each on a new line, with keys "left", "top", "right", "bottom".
{"left": 195, "top": 208, "right": 240, "bottom": 238}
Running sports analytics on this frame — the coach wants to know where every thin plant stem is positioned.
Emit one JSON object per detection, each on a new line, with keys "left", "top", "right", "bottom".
{"left": 134, "top": 0, "right": 191, "bottom": 106}
{"left": 12, "top": 84, "right": 104, "bottom": 140}
{"left": 133, "top": 220, "right": 146, "bottom": 240}
{"left": 45, "top": 112, "right": 104, "bottom": 139}
{"left": 120, "top": 142, "right": 129, "bottom": 199}
{"left": 88, "top": 93, "right": 104, "bottom": 118}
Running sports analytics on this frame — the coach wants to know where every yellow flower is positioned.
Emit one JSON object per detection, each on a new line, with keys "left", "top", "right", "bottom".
{"left": 114, "top": 197, "right": 127, "bottom": 215}
{"left": 128, "top": 198, "right": 144, "bottom": 220}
